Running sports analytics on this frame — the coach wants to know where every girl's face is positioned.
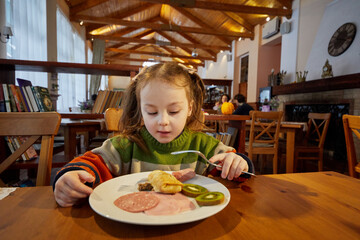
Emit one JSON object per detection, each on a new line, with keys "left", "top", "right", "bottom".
{"left": 222, "top": 95, "right": 228, "bottom": 103}
{"left": 140, "top": 79, "right": 193, "bottom": 143}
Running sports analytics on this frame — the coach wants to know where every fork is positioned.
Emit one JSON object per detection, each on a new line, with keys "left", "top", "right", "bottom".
{"left": 171, "top": 150, "right": 256, "bottom": 177}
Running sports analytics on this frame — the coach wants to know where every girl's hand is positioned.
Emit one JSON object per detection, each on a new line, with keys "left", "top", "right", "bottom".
{"left": 54, "top": 170, "right": 95, "bottom": 207}
{"left": 209, "top": 152, "right": 249, "bottom": 180}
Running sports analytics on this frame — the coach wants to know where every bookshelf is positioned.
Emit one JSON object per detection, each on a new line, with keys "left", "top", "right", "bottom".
{"left": 0, "top": 58, "right": 140, "bottom": 84}
{"left": 0, "top": 59, "right": 139, "bottom": 178}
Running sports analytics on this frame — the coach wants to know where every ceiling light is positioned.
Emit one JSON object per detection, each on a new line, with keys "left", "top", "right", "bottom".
{"left": 266, "top": 17, "right": 270, "bottom": 22}
{"left": 79, "top": 21, "right": 84, "bottom": 26}
{"left": 191, "top": 48, "right": 198, "bottom": 57}
{"left": 238, "top": 37, "right": 242, "bottom": 41}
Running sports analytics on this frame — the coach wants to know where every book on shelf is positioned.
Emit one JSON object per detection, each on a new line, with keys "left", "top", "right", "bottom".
{"left": 92, "top": 90, "right": 124, "bottom": 113}
{"left": 31, "top": 86, "right": 45, "bottom": 112}
{"left": 25, "top": 85, "right": 39, "bottom": 112}
{"left": 3, "top": 136, "right": 38, "bottom": 161}
{"left": 2, "top": 83, "right": 11, "bottom": 112}
{"left": 7, "top": 85, "right": 18, "bottom": 112}
{"left": 0, "top": 84, "right": 5, "bottom": 112}
{"left": 9, "top": 84, "right": 25, "bottom": 112}
{"left": 18, "top": 136, "right": 38, "bottom": 160}
{"left": 204, "top": 127, "right": 238, "bottom": 147}
{"left": 35, "top": 86, "right": 54, "bottom": 111}
{"left": 0, "top": 80, "right": 55, "bottom": 112}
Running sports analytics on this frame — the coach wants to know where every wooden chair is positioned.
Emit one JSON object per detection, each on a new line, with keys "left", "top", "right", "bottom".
{"left": 294, "top": 113, "right": 331, "bottom": 172}
{"left": 245, "top": 110, "right": 283, "bottom": 174}
{"left": 342, "top": 114, "right": 360, "bottom": 178}
{"left": 0, "top": 112, "right": 61, "bottom": 186}
{"left": 104, "top": 108, "right": 123, "bottom": 137}
{"left": 87, "top": 108, "right": 123, "bottom": 150}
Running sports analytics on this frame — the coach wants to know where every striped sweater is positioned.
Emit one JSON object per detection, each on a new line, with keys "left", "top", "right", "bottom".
{"left": 53, "top": 127, "right": 253, "bottom": 187}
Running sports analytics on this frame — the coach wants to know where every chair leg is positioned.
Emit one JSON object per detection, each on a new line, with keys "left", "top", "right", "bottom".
{"left": 294, "top": 151, "right": 299, "bottom": 173}
{"left": 318, "top": 151, "right": 323, "bottom": 171}
{"left": 273, "top": 153, "right": 278, "bottom": 174}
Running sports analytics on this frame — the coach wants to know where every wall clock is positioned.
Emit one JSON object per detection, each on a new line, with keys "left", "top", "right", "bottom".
{"left": 328, "top": 22, "right": 356, "bottom": 57}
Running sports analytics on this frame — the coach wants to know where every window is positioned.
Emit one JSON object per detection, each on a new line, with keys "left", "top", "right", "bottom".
{"left": 56, "top": 8, "right": 86, "bottom": 112}
{"left": 6, "top": 0, "right": 47, "bottom": 87}
{"left": 240, "top": 54, "right": 249, "bottom": 83}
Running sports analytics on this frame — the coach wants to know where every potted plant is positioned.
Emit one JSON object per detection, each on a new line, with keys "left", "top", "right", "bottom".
{"left": 269, "top": 96, "right": 280, "bottom": 111}
{"left": 78, "top": 100, "right": 93, "bottom": 113}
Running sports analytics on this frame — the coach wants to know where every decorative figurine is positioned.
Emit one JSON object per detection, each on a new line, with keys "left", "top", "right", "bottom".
{"left": 296, "top": 71, "right": 308, "bottom": 83}
{"left": 321, "top": 59, "right": 333, "bottom": 78}
{"left": 278, "top": 70, "right": 287, "bottom": 85}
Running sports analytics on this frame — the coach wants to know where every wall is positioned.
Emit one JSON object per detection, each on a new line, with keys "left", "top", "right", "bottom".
{"left": 280, "top": 0, "right": 300, "bottom": 84}
{"left": 296, "top": 0, "right": 331, "bottom": 74}
{"left": 233, "top": 25, "right": 261, "bottom": 103}
{"left": 257, "top": 40, "right": 282, "bottom": 91}
{"left": 198, "top": 50, "right": 233, "bottom": 80}
{"left": 305, "top": 0, "right": 360, "bottom": 80}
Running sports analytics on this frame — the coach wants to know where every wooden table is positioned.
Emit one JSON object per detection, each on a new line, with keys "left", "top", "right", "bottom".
{"left": 246, "top": 121, "right": 305, "bottom": 173}
{"left": 60, "top": 112, "right": 104, "bottom": 119}
{"left": 61, "top": 119, "right": 102, "bottom": 161}
{"left": 1, "top": 172, "right": 359, "bottom": 239}
{"left": 205, "top": 114, "right": 250, "bottom": 153}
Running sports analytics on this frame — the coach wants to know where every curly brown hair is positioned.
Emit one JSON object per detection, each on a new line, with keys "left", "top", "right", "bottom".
{"left": 119, "top": 62, "right": 205, "bottom": 151}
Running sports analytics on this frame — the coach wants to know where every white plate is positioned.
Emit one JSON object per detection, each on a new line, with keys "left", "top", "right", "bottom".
{"left": 89, "top": 171, "right": 230, "bottom": 225}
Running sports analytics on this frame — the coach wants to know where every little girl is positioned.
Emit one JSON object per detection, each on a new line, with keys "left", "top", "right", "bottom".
{"left": 54, "top": 63, "right": 254, "bottom": 207}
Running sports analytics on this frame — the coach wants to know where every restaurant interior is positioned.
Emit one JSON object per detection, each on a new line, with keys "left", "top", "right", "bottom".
{"left": 0, "top": 0, "right": 359, "bottom": 182}
{"left": 0, "top": 1, "right": 360, "bottom": 239}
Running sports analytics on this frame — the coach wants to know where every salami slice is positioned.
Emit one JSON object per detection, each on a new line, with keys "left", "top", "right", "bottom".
{"left": 114, "top": 192, "right": 159, "bottom": 213}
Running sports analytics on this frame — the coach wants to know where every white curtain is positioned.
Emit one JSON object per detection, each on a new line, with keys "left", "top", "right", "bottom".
{"left": 56, "top": 8, "right": 86, "bottom": 112}
{"left": 6, "top": 0, "right": 47, "bottom": 87}
{"left": 86, "top": 42, "right": 107, "bottom": 98}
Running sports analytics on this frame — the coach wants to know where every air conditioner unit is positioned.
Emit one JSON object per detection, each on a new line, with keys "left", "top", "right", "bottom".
{"left": 262, "top": 17, "right": 280, "bottom": 39}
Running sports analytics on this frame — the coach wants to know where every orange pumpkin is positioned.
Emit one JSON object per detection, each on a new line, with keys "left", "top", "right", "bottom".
{"left": 221, "top": 102, "right": 234, "bottom": 115}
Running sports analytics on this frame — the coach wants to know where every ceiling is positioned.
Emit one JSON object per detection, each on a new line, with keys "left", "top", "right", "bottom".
{"left": 65, "top": 0, "right": 293, "bottom": 68}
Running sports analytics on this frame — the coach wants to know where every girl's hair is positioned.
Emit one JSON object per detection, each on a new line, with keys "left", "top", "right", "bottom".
{"left": 119, "top": 62, "right": 205, "bottom": 150}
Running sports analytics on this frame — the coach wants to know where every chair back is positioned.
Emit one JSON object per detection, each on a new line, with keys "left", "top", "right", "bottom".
{"left": 0, "top": 112, "right": 61, "bottom": 186}
{"left": 304, "top": 113, "right": 331, "bottom": 148}
{"left": 248, "top": 110, "right": 283, "bottom": 151}
{"left": 104, "top": 108, "right": 123, "bottom": 137}
{"left": 342, "top": 114, "right": 360, "bottom": 178}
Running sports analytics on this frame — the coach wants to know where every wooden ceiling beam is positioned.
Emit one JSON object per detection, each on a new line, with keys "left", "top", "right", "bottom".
{"left": 106, "top": 48, "right": 215, "bottom": 61}
{"left": 275, "top": 0, "right": 293, "bottom": 10}
{"left": 159, "top": 45, "right": 203, "bottom": 66}
{"left": 105, "top": 57, "right": 205, "bottom": 67}
{"left": 89, "top": 34, "right": 230, "bottom": 51}
{"left": 73, "top": 15, "right": 253, "bottom": 38}
{"left": 172, "top": 7, "right": 232, "bottom": 45}
{"left": 140, "top": 0, "right": 292, "bottom": 18}
{"left": 69, "top": 0, "right": 109, "bottom": 16}
{"left": 156, "top": 18, "right": 216, "bottom": 57}
{"left": 224, "top": 12, "right": 254, "bottom": 33}
{"left": 107, "top": 29, "right": 155, "bottom": 49}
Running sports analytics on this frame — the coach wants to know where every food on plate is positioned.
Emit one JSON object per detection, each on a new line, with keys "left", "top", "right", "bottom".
{"left": 195, "top": 192, "right": 225, "bottom": 206}
{"left": 138, "top": 182, "right": 153, "bottom": 191}
{"left": 144, "top": 192, "right": 196, "bottom": 216}
{"left": 172, "top": 168, "right": 196, "bottom": 182}
{"left": 113, "top": 192, "right": 159, "bottom": 213}
{"left": 181, "top": 184, "right": 208, "bottom": 197}
{"left": 148, "top": 170, "right": 183, "bottom": 193}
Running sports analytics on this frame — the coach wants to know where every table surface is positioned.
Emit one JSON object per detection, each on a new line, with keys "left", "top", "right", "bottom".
{"left": 1, "top": 171, "right": 359, "bottom": 239}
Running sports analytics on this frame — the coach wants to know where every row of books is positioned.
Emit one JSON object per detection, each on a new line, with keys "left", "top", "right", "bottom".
{"left": 92, "top": 90, "right": 124, "bottom": 114}
{"left": 205, "top": 127, "right": 238, "bottom": 147}
{"left": 4, "top": 136, "right": 38, "bottom": 161}
{"left": 0, "top": 81, "right": 54, "bottom": 112}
